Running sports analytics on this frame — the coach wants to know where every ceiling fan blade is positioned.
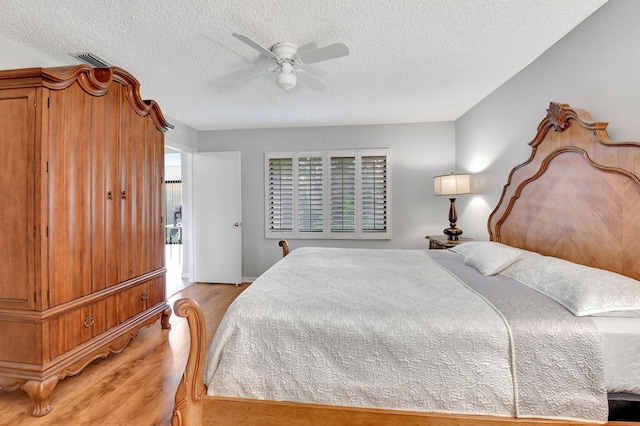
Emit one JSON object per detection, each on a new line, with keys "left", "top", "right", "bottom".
{"left": 298, "top": 42, "right": 349, "bottom": 64}
{"left": 296, "top": 41, "right": 318, "bottom": 55}
{"left": 232, "top": 33, "right": 279, "bottom": 60}
{"left": 295, "top": 69, "right": 326, "bottom": 91}
{"left": 238, "top": 68, "right": 277, "bottom": 83}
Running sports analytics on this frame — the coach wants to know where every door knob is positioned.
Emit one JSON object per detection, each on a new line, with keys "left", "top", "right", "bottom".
{"left": 234, "top": 222, "right": 240, "bottom": 227}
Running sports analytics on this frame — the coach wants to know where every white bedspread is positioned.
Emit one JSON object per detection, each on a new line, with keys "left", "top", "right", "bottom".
{"left": 591, "top": 316, "right": 640, "bottom": 394}
{"left": 204, "top": 247, "right": 607, "bottom": 422}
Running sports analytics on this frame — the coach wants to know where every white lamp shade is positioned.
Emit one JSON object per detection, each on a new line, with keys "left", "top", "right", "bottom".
{"left": 277, "top": 71, "right": 297, "bottom": 90}
{"left": 434, "top": 173, "right": 472, "bottom": 196}
{"left": 277, "top": 62, "right": 297, "bottom": 91}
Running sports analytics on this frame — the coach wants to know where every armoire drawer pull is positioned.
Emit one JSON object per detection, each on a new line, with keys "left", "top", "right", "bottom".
{"left": 83, "top": 316, "right": 95, "bottom": 328}
{"left": 140, "top": 292, "right": 149, "bottom": 301}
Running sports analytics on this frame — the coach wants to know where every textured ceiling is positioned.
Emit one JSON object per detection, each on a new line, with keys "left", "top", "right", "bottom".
{"left": 0, "top": 0, "right": 607, "bottom": 131}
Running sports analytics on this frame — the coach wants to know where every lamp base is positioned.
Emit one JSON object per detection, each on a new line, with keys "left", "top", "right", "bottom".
{"left": 443, "top": 227, "right": 463, "bottom": 241}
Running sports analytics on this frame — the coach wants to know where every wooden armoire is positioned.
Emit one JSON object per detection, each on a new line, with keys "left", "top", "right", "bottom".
{"left": 0, "top": 65, "right": 172, "bottom": 416}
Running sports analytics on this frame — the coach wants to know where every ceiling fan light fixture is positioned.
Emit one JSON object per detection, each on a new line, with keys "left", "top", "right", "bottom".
{"left": 277, "top": 71, "right": 296, "bottom": 90}
{"left": 277, "top": 62, "right": 297, "bottom": 90}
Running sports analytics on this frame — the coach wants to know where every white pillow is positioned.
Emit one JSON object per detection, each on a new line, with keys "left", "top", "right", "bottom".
{"left": 501, "top": 255, "right": 640, "bottom": 316}
{"left": 463, "top": 242, "right": 523, "bottom": 276}
{"left": 448, "top": 241, "right": 485, "bottom": 257}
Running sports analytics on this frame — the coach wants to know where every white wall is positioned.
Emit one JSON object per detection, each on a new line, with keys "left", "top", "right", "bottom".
{"left": 455, "top": 0, "right": 640, "bottom": 241}
{"left": 165, "top": 119, "right": 198, "bottom": 152}
{"left": 0, "top": 36, "right": 60, "bottom": 68}
{"left": 198, "top": 122, "right": 455, "bottom": 277}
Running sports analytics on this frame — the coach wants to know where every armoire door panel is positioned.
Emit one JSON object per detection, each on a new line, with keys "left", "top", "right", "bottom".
{"left": 154, "top": 129, "right": 166, "bottom": 270}
{"left": 134, "top": 117, "right": 149, "bottom": 277}
{"left": 90, "top": 84, "right": 121, "bottom": 292}
{"left": 48, "top": 83, "right": 93, "bottom": 307}
{"left": 118, "top": 93, "right": 167, "bottom": 281}
{"left": 119, "top": 99, "right": 140, "bottom": 281}
{"left": 143, "top": 119, "right": 156, "bottom": 274}
{"left": 119, "top": 101, "right": 162, "bottom": 280}
{"left": 0, "top": 88, "right": 37, "bottom": 310}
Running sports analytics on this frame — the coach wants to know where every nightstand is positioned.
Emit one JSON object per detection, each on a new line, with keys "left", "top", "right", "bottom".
{"left": 426, "top": 235, "right": 473, "bottom": 250}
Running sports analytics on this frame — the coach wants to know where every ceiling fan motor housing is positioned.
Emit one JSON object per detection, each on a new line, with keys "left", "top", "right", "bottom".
{"left": 270, "top": 42, "right": 297, "bottom": 60}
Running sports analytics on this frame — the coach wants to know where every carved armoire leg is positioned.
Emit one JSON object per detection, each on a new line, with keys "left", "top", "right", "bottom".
{"left": 161, "top": 306, "right": 172, "bottom": 329}
{"left": 22, "top": 376, "right": 58, "bottom": 416}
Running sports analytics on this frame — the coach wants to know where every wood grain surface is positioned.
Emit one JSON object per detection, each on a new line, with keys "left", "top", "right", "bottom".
{"left": 0, "top": 283, "right": 248, "bottom": 425}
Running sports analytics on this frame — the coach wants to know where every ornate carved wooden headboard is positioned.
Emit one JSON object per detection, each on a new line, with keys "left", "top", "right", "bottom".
{"left": 488, "top": 102, "right": 640, "bottom": 280}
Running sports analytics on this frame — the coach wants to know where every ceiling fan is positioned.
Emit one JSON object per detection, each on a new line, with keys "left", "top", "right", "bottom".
{"left": 232, "top": 33, "right": 350, "bottom": 92}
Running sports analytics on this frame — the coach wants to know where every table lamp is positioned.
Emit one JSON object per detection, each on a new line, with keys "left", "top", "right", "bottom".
{"left": 433, "top": 173, "right": 472, "bottom": 240}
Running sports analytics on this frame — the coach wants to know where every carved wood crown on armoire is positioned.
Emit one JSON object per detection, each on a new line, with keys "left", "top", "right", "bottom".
{"left": 0, "top": 65, "right": 173, "bottom": 416}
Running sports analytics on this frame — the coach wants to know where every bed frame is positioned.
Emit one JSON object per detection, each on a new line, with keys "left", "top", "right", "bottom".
{"left": 171, "top": 102, "right": 640, "bottom": 425}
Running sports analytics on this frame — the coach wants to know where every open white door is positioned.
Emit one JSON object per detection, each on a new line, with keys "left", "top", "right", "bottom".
{"left": 192, "top": 151, "right": 242, "bottom": 284}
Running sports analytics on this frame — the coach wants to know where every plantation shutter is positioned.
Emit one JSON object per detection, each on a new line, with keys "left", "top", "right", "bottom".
{"left": 297, "top": 156, "right": 323, "bottom": 232}
{"left": 265, "top": 149, "right": 390, "bottom": 239}
{"left": 267, "top": 157, "right": 293, "bottom": 231}
{"left": 361, "top": 155, "right": 388, "bottom": 232}
{"left": 330, "top": 157, "right": 356, "bottom": 231}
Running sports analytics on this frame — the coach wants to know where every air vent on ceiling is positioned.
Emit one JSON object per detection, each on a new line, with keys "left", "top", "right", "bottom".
{"left": 72, "top": 52, "right": 113, "bottom": 68}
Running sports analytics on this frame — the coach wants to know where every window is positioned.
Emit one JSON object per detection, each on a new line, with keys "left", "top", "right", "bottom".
{"left": 266, "top": 149, "right": 391, "bottom": 239}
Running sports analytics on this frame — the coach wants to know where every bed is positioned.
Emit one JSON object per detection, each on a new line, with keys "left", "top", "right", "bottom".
{"left": 171, "top": 102, "right": 640, "bottom": 425}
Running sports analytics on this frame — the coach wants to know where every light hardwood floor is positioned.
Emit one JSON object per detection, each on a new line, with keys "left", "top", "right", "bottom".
{"left": 0, "top": 283, "right": 249, "bottom": 426}
{"left": 165, "top": 244, "right": 189, "bottom": 297}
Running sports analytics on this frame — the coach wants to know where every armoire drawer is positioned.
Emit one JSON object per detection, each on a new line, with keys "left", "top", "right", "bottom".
{"left": 48, "top": 295, "right": 119, "bottom": 361}
{"left": 117, "top": 277, "right": 165, "bottom": 323}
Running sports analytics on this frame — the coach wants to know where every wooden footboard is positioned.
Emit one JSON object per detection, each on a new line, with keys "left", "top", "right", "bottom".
{"left": 171, "top": 296, "right": 633, "bottom": 426}
{"left": 198, "top": 397, "right": 620, "bottom": 425}
{"left": 172, "top": 298, "right": 207, "bottom": 426}
{"left": 278, "top": 239, "right": 290, "bottom": 257}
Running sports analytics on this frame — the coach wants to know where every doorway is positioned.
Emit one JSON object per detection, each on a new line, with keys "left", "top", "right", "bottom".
{"left": 164, "top": 149, "right": 189, "bottom": 296}
{"left": 191, "top": 151, "right": 242, "bottom": 284}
